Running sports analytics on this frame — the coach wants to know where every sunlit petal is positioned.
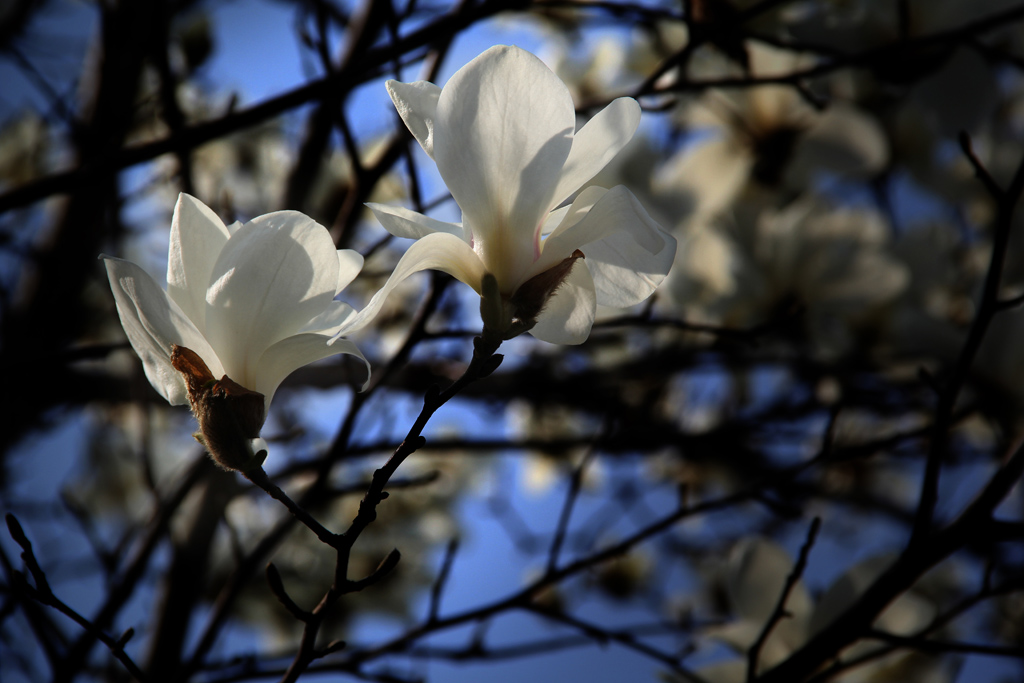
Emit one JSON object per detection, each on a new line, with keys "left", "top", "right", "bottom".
{"left": 343, "top": 232, "right": 486, "bottom": 333}
{"left": 433, "top": 45, "right": 575, "bottom": 277}
{"left": 336, "top": 249, "right": 364, "bottom": 294}
{"left": 367, "top": 202, "right": 465, "bottom": 240}
{"left": 204, "top": 210, "right": 340, "bottom": 384}
{"left": 571, "top": 191, "right": 676, "bottom": 308}
{"left": 386, "top": 79, "right": 442, "bottom": 158}
{"left": 166, "top": 193, "right": 231, "bottom": 330}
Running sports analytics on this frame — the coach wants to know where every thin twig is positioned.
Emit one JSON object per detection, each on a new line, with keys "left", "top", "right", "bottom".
{"left": 910, "top": 135, "right": 1024, "bottom": 545}
{"left": 546, "top": 449, "right": 597, "bottom": 576}
{"left": 746, "top": 517, "right": 821, "bottom": 681}
{"left": 5, "top": 515, "right": 150, "bottom": 682}
{"left": 427, "top": 538, "right": 460, "bottom": 623}
{"left": 243, "top": 466, "right": 339, "bottom": 547}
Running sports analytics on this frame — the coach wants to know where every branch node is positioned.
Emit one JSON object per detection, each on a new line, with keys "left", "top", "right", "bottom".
{"left": 116, "top": 627, "right": 135, "bottom": 648}
{"left": 477, "top": 353, "right": 504, "bottom": 378}
{"left": 267, "top": 562, "right": 311, "bottom": 621}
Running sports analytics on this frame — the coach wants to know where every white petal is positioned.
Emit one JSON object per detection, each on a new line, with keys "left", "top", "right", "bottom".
{"left": 540, "top": 204, "right": 570, "bottom": 237}
{"left": 433, "top": 45, "right": 575, "bottom": 288}
{"left": 549, "top": 97, "right": 641, "bottom": 206}
{"left": 256, "top": 333, "right": 370, "bottom": 408}
{"left": 654, "top": 135, "right": 752, "bottom": 219}
{"left": 526, "top": 186, "right": 674, "bottom": 308}
{"left": 664, "top": 223, "right": 742, "bottom": 307}
{"left": 104, "top": 256, "right": 224, "bottom": 405}
{"left": 529, "top": 264, "right": 596, "bottom": 345}
{"left": 576, "top": 192, "right": 676, "bottom": 308}
{"left": 786, "top": 104, "right": 889, "bottom": 185}
{"left": 342, "top": 232, "right": 486, "bottom": 333}
{"left": 166, "top": 193, "right": 231, "bottom": 330}
{"left": 525, "top": 186, "right": 607, "bottom": 282}
{"left": 336, "top": 249, "right": 364, "bottom": 294}
{"left": 367, "top": 202, "right": 464, "bottom": 240}
{"left": 386, "top": 79, "right": 441, "bottom": 158}
{"left": 203, "top": 211, "right": 339, "bottom": 386}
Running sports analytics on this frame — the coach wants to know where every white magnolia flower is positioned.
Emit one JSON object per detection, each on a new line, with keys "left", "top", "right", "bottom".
{"left": 691, "top": 538, "right": 952, "bottom": 683}
{"left": 664, "top": 195, "right": 908, "bottom": 357}
{"left": 359, "top": 45, "right": 676, "bottom": 344}
{"left": 662, "top": 43, "right": 888, "bottom": 216}
{"left": 104, "top": 193, "right": 369, "bottom": 469}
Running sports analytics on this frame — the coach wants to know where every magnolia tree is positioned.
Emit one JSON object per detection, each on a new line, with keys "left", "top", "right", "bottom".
{"left": 1, "top": 1, "right": 1024, "bottom": 682}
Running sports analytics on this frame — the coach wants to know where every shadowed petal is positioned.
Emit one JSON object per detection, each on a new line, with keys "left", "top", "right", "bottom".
{"left": 257, "top": 333, "right": 370, "bottom": 409}
{"left": 573, "top": 191, "right": 675, "bottom": 308}
{"left": 550, "top": 97, "right": 641, "bottom": 205}
{"left": 300, "top": 301, "right": 358, "bottom": 335}
{"left": 104, "top": 256, "right": 224, "bottom": 405}
{"left": 166, "top": 193, "right": 231, "bottom": 330}
{"left": 529, "top": 264, "right": 596, "bottom": 345}
{"left": 528, "top": 186, "right": 668, "bottom": 279}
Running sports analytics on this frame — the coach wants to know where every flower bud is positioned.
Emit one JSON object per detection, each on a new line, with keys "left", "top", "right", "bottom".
{"left": 509, "top": 249, "right": 585, "bottom": 327}
{"left": 480, "top": 250, "right": 585, "bottom": 341}
{"left": 170, "top": 345, "right": 267, "bottom": 472}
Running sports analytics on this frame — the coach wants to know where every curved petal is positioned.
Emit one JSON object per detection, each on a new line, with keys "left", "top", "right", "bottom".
{"left": 526, "top": 186, "right": 672, "bottom": 306}
{"left": 549, "top": 97, "right": 641, "bottom": 205}
{"left": 528, "top": 263, "right": 596, "bottom": 345}
{"left": 255, "top": 333, "right": 370, "bottom": 409}
{"left": 342, "top": 232, "right": 487, "bottom": 334}
{"left": 433, "top": 45, "right": 575, "bottom": 289}
{"left": 367, "top": 202, "right": 465, "bottom": 240}
{"left": 166, "top": 193, "right": 231, "bottom": 330}
{"left": 104, "top": 256, "right": 224, "bottom": 405}
{"left": 577, "top": 192, "right": 676, "bottom": 308}
{"left": 540, "top": 204, "right": 571, "bottom": 237}
{"left": 585, "top": 233, "right": 676, "bottom": 308}
{"left": 386, "top": 79, "right": 442, "bottom": 158}
{"left": 203, "top": 211, "right": 339, "bottom": 385}
{"left": 336, "top": 249, "right": 364, "bottom": 294}
{"left": 536, "top": 186, "right": 608, "bottom": 258}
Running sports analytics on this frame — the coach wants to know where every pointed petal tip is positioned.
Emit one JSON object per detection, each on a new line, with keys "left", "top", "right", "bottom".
{"left": 325, "top": 334, "right": 372, "bottom": 391}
